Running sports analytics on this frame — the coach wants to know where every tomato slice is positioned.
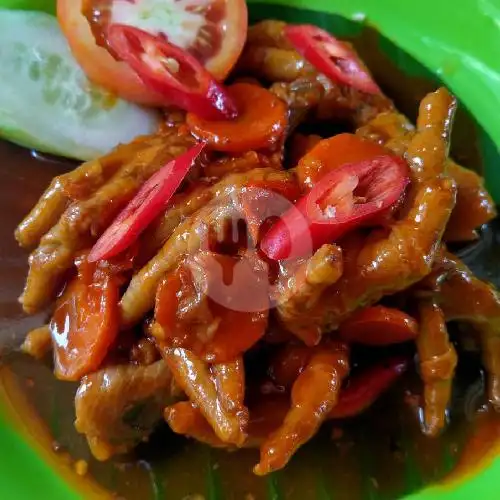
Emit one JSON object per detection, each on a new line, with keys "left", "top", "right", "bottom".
{"left": 187, "top": 83, "right": 287, "bottom": 152}
{"left": 260, "top": 155, "right": 410, "bottom": 260}
{"left": 88, "top": 142, "right": 206, "bottom": 262}
{"left": 108, "top": 25, "right": 237, "bottom": 119}
{"left": 49, "top": 256, "right": 119, "bottom": 381}
{"left": 58, "top": 0, "right": 246, "bottom": 104}
{"left": 83, "top": 0, "right": 247, "bottom": 81}
{"left": 58, "top": 0, "right": 162, "bottom": 105}
{"left": 339, "top": 306, "right": 419, "bottom": 346}
{"left": 285, "top": 25, "right": 380, "bottom": 94}
{"left": 155, "top": 254, "right": 269, "bottom": 363}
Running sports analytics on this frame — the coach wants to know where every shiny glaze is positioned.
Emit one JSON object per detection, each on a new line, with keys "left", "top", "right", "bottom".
{"left": 416, "top": 301, "right": 458, "bottom": 436}
{"left": 19, "top": 132, "right": 194, "bottom": 314}
{"left": 1, "top": 20, "right": 500, "bottom": 498}
{"left": 255, "top": 342, "right": 350, "bottom": 475}
{"left": 283, "top": 89, "right": 457, "bottom": 340}
{"left": 49, "top": 256, "right": 120, "bottom": 381}
{"left": 161, "top": 346, "right": 247, "bottom": 446}
{"left": 187, "top": 83, "right": 288, "bottom": 153}
{"left": 120, "top": 168, "right": 294, "bottom": 327}
{"left": 154, "top": 254, "right": 268, "bottom": 363}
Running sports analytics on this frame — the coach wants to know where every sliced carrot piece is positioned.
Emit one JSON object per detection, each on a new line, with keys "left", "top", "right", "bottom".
{"left": 50, "top": 256, "right": 119, "bottom": 381}
{"left": 297, "top": 133, "right": 389, "bottom": 189}
{"left": 339, "top": 306, "right": 418, "bottom": 346}
{"left": 244, "top": 178, "right": 302, "bottom": 202}
{"left": 155, "top": 254, "right": 269, "bottom": 363}
{"left": 186, "top": 83, "right": 287, "bottom": 153}
{"left": 154, "top": 267, "right": 186, "bottom": 342}
{"left": 288, "top": 133, "right": 322, "bottom": 166}
{"left": 207, "top": 302, "right": 268, "bottom": 362}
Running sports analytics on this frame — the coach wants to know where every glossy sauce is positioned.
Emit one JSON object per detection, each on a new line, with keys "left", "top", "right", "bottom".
{"left": 1, "top": 20, "right": 500, "bottom": 500}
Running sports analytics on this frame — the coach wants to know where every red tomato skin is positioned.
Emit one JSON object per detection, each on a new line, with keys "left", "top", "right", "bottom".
{"left": 57, "top": 0, "right": 248, "bottom": 103}
{"left": 58, "top": 0, "right": 163, "bottom": 105}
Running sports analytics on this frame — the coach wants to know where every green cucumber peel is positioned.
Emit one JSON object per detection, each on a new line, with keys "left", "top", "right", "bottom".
{"left": 0, "top": 9, "right": 160, "bottom": 160}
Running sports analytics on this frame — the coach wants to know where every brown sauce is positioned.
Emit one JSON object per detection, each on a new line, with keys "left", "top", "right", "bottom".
{"left": 1, "top": 19, "right": 499, "bottom": 500}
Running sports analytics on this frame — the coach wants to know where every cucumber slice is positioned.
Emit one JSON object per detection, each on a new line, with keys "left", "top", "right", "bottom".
{"left": 0, "top": 10, "right": 160, "bottom": 160}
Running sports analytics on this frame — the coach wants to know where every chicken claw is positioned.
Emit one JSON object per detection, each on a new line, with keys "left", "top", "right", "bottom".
{"left": 254, "top": 342, "right": 349, "bottom": 475}
{"left": 165, "top": 401, "right": 229, "bottom": 448}
{"left": 416, "top": 300, "right": 457, "bottom": 436}
{"left": 19, "top": 132, "right": 193, "bottom": 313}
{"left": 161, "top": 347, "right": 247, "bottom": 445}
{"left": 356, "top": 111, "right": 496, "bottom": 242}
{"left": 434, "top": 253, "right": 500, "bottom": 409}
{"left": 284, "top": 88, "right": 457, "bottom": 338}
{"left": 120, "top": 168, "right": 296, "bottom": 327}
{"left": 275, "top": 244, "right": 343, "bottom": 345}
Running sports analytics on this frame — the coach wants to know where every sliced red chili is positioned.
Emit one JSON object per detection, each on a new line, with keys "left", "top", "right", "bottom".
{"left": 240, "top": 178, "right": 302, "bottom": 245}
{"left": 296, "top": 133, "right": 390, "bottom": 190}
{"left": 88, "top": 142, "right": 206, "bottom": 262}
{"left": 339, "top": 306, "right": 419, "bottom": 346}
{"left": 260, "top": 155, "right": 410, "bottom": 261}
{"left": 285, "top": 24, "right": 380, "bottom": 94}
{"left": 329, "top": 357, "right": 410, "bottom": 419}
{"left": 107, "top": 24, "right": 238, "bottom": 120}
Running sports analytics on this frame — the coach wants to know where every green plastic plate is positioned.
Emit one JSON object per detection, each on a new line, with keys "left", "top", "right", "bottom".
{"left": 1, "top": 0, "right": 500, "bottom": 499}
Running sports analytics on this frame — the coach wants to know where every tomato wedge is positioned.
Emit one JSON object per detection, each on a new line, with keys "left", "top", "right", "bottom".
{"left": 187, "top": 83, "right": 287, "bottom": 152}
{"left": 88, "top": 142, "right": 206, "bottom": 263}
{"left": 285, "top": 25, "right": 380, "bottom": 94}
{"left": 50, "top": 256, "right": 119, "bottom": 381}
{"left": 108, "top": 25, "right": 237, "bottom": 119}
{"left": 155, "top": 254, "right": 268, "bottom": 363}
{"left": 58, "top": 0, "right": 161, "bottom": 105}
{"left": 83, "top": 0, "right": 247, "bottom": 81}
{"left": 329, "top": 357, "right": 410, "bottom": 419}
{"left": 339, "top": 306, "right": 419, "bottom": 346}
{"left": 261, "top": 155, "right": 410, "bottom": 260}
{"left": 58, "top": 0, "right": 247, "bottom": 105}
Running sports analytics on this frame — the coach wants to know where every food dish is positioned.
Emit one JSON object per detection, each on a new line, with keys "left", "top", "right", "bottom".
{"left": 2, "top": 0, "right": 500, "bottom": 500}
